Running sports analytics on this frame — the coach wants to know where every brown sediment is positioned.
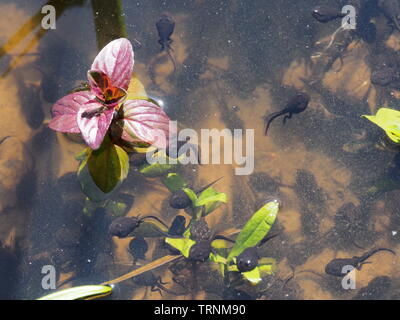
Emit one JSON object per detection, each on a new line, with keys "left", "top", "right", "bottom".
{"left": 322, "top": 41, "right": 372, "bottom": 104}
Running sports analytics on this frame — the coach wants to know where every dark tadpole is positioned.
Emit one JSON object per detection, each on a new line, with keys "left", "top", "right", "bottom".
{"left": 236, "top": 234, "right": 279, "bottom": 273}
{"left": 264, "top": 93, "right": 309, "bottom": 136}
{"left": 129, "top": 236, "right": 148, "bottom": 262}
{"left": 325, "top": 248, "right": 395, "bottom": 277}
{"left": 132, "top": 270, "right": 183, "bottom": 296}
{"left": 311, "top": 5, "right": 347, "bottom": 23}
{"left": 109, "top": 215, "right": 169, "bottom": 238}
{"left": 156, "top": 14, "right": 176, "bottom": 72}
{"left": 371, "top": 67, "right": 400, "bottom": 87}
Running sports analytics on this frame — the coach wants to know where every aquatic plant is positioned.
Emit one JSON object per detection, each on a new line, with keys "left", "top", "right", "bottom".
{"left": 363, "top": 108, "right": 400, "bottom": 144}
{"left": 48, "top": 38, "right": 172, "bottom": 194}
{"left": 163, "top": 173, "right": 279, "bottom": 285}
{"left": 37, "top": 172, "right": 280, "bottom": 299}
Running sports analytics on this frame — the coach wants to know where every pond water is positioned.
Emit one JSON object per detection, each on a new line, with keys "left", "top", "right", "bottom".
{"left": 1, "top": 0, "right": 400, "bottom": 300}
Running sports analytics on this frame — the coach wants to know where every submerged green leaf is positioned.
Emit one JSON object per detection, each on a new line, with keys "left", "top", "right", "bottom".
{"left": 241, "top": 267, "right": 262, "bottom": 285}
{"left": 162, "top": 173, "right": 188, "bottom": 193}
{"left": 209, "top": 252, "right": 227, "bottom": 264}
{"left": 165, "top": 237, "right": 196, "bottom": 258}
{"left": 211, "top": 238, "right": 233, "bottom": 249}
{"left": 139, "top": 155, "right": 177, "bottom": 177}
{"left": 183, "top": 187, "right": 198, "bottom": 205}
{"left": 77, "top": 158, "right": 108, "bottom": 203}
{"left": 258, "top": 258, "right": 277, "bottom": 276}
{"left": 227, "top": 200, "right": 279, "bottom": 261}
{"left": 88, "top": 138, "right": 129, "bottom": 193}
{"left": 75, "top": 147, "right": 91, "bottom": 161}
{"left": 363, "top": 108, "right": 400, "bottom": 143}
{"left": 195, "top": 187, "right": 227, "bottom": 215}
{"left": 37, "top": 285, "right": 112, "bottom": 300}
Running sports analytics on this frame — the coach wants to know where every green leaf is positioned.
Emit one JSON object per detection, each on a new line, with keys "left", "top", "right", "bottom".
{"left": 77, "top": 159, "right": 108, "bottom": 203}
{"left": 209, "top": 252, "right": 227, "bottom": 264}
{"left": 37, "top": 285, "right": 112, "bottom": 300}
{"left": 75, "top": 147, "right": 91, "bottom": 161}
{"left": 363, "top": 108, "right": 400, "bottom": 143}
{"left": 242, "top": 267, "right": 262, "bottom": 285}
{"left": 227, "top": 200, "right": 280, "bottom": 261}
{"left": 82, "top": 197, "right": 104, "bottom": 216}
{"left": 258, "top": 258, "right": 277, "bottom": 277}
{"left": 211, "top": 238, "right": 233, "bottom": 249}
{"left": 104, "top": 200, "right": 128, "bottom": 217}
{"left": 88, "top": 138, "right": 129, "bottom": 193}
{"left": 165, "top": 237, "right": 196, "bottom": 257}
{"left": 183, "top": 188, "right": 198, "bottom": 205}
{"left": 139, "top": 158, "right": 176, "bottom": 177}
{"left": 162, "top": 173, "right": 188, "bottom": 193}
{"left": 195, "top": 187, "right": 227, "bottom": 215}
{"left": 196, "top": 188, "right": 227, "bottom": 206}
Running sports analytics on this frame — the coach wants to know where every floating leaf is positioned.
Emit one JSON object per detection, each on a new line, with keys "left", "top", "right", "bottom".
{"left": 77, "top": 102, "right": 114, "bottom": 150}
{"left": 91, "top": 38, "right": 134, "bottom": 91}
{"left": 37, "top": 285, "right": 112, "bottom": 300}
{"left": 49, "top": 91, "right": 94, "bottom": 134}
{"left": 165, "top": 237, "right": 196, "bottom": 258}
{"left": 227, "top": 200, "right": 279, "bottom": 261}
{"left": 88, "top": 136, "right": 129, "bottom": 193}
{"left": 120, "top": 99, "right": 172, "bottom": 148}
{"left": 363, "top": 108, "right": 400, "bottom": 143}
{"left": 162, "top": 173, "right": 188, "bottom": 193}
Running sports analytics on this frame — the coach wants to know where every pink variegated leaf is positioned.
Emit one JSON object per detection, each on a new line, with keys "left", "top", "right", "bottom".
{"left": 49, "top": 91, "right": 96, "bottom": 133}
{"left": 90, "top": 38, "right": 134, "bottom": 90}
{"left": 120, "top": 99, "right": 172, "bottom": 149}
{"left": 77, "top": 102, "right": 114, "bottom": 150}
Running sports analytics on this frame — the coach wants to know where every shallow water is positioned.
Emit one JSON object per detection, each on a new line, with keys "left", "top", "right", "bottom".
{"left": 1, "top": 0, "right": 400, "bottom": 300}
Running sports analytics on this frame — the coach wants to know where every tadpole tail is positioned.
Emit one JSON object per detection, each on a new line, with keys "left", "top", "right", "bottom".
{"left": 264, "top": 111, "right": 285, "bottom": 136}
{"left": 213, "top": 235, "right": 235, "bottom": 243}
{"left": 142, "top": 215, "right": 170, "bottom": 230}
{"left": 360, "top": 248, "right": 396, "bottom": 263}
{"left": 258, "top": 233, "right": 280, "bottom": 248}
{"left": 166, "top": 48, "right": 176, "bottom": 73}
{"left": 197, "top": 176, "right": 224, "bottom": 193}
{"left": 282, "top": 267, "right": 323, "bottom": 289}
{"left": 0, "top": 136, "right": 11, "bottom": 145}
